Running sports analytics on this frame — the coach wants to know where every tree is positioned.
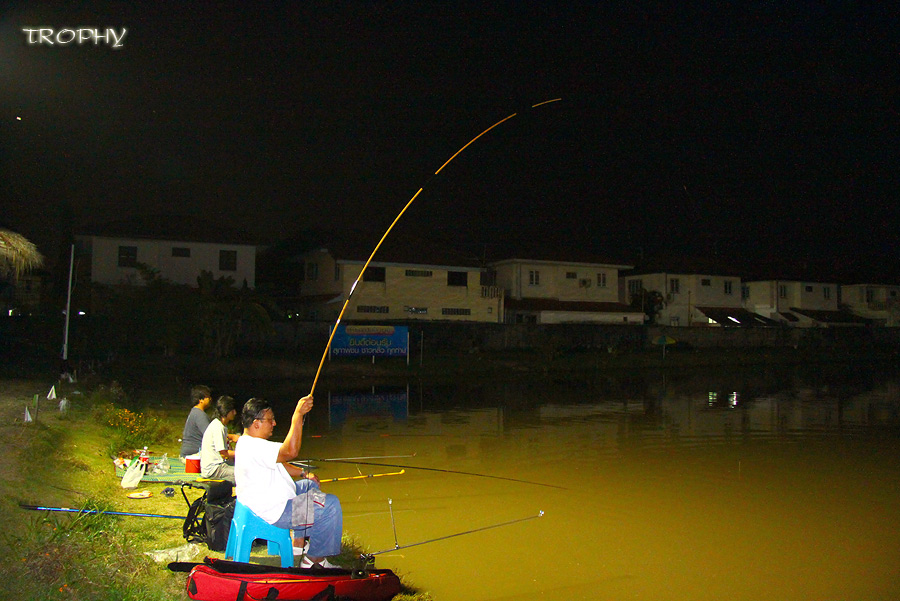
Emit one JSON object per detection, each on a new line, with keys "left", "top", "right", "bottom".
{"left": 0, "top": 228, "right": 43, "bottom": 279}
{"left": 629, "top": 287, "right": 665, "bottom": 324}
{"left": 196, "top": 271, "right": 273, "bottom": 358}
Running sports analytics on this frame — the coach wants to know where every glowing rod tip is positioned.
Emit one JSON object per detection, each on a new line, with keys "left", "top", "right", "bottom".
{"left": 539, "top": 510, "right": 545, "bottom": 517}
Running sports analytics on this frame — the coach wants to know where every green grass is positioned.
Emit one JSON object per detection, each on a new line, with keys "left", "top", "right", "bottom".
{"left": 0, "top": 379, "right": 430, "bottom": 601}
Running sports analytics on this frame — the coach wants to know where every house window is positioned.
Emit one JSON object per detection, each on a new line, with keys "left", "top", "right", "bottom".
{"left": 172, "top": 247, "right": 190, "bottom": 258}
{"left": 219, "top": 250, "right": 237, "bottom": 271}
{"left": 597, "top": 273, "right": 607, "bottom": 288}
{"left": 866, "top": 289, "right": 874, "bottom": 303}
{"left": 724, "top": 281, "right": 733, "bottom": 295}
{"left": 805, "top": 285, "right": 813, "bottom": 292}
{"left": 741, "top": 285, "right": 750, "bottom": 300}
{"left": 779, "top": 285, "right": 787, "bottom": 299}
{"left": 307, "top": 262, "right": 318, "bottom": 281}
{"left": 628, "top": 279, "right": 642, "bottom": 294}
{"left": 117, "top": 246, "right": 137, "bottom": 268}
{"left": 406, "top": 269, "right": 433, "bottom": 277}
{"left": 566, "top": 272, "right": 577, "bottom": 279}
{"left": 357, "top": 305, "right": 389, "bottom": 314}
{"left": 447, "top": 271, "right": 468, "bottom": 287}
{"left": 823, "top": 287, "right": 831, "bottom": 300}
{"left": 405, "top": 306, "right": 428, "bottom": 314}
{"left": 334, "top": 264, "right": 340, "bottom": 281}
{"left": 669, "top": 278, "right": 680, "bottom": 294}
{"left": 442, "top": 308, "right": 471, "bottom": 316}
{"left": 670, "top": 316, "right": 680, "bottom": 326}
{"left": 529, "top": 270, "right": 540, "bottom": 286}
{"left": 363, "top": 266, "right": 386, "bottom": 282}
{"left": 701, "top": 279, "right": 711, "bottom": 286}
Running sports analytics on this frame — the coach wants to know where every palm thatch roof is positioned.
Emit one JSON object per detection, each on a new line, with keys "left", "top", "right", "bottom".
{"left": 0, "top": 228, "right": 44, "bottom": 279}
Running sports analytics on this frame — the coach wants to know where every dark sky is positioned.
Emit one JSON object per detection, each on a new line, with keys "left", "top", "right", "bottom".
{"left": 2, "top": 2, "right": 898, "bottom": 282}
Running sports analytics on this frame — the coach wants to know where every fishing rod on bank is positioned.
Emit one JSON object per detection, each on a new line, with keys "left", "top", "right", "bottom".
{"left": 306, "top": 98, "right": 562, "bottom": 398}
{"left": 20, "top": 504, "right": 185, "bottom": 520}
{"left": 293, "top": 458, "right": 567, "bottom": 490}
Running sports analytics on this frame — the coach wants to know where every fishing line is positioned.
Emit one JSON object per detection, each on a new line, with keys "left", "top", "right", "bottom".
{"left": 308, "top": 98, "right": 562, "bottom": 396}
{"left": 295, "top": 458, "right": 567, "bottom": 490}
{"left": 364, "top": 505, "right": 544, "bottom": 557}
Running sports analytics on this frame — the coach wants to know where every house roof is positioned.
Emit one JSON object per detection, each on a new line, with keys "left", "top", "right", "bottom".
{"left": 695, "top": 306, "right": 782, "bottom": 327}
{"left": 505, "top": 298, "right": 641, "bottom": 314}
{"left": 788, "top": 308, "right": 872, "bottom": 325}
{"left": 77, "top": 215, "right": 262, "bottom": 246}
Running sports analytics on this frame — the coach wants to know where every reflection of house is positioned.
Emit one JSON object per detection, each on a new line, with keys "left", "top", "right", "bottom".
{"left": 76, "top": 217, "right": 259, "bottom": 288}
{"left": 841, "top": 284, "right": 900, "bottom": 327}
{"left": 622, "top": 271, "right": 754, "bottom": 326}
{"left": 296, "top": 239, "right": 503, "bottom": 323}
{"left": 742, "top": 280, "right": 865, "bottom": 327}
{"left": 491, "top": 258, "right": 642, "bottom": 324}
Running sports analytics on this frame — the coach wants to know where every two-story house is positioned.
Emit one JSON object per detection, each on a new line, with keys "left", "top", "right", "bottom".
{"left": 76, "top": 216, "right": 259, "bottom": 289}
{"left": 295, "top": 237, "right": 503, "bottom": 323}
{"left": 743, "top": 280, "right": 867, "bottom": 327}
{"left": 623, "top": 270, "right": 773, "bottom": 327}
{"left": 840, "top": 283, "right": 900, "bottom": 327}
{"left": 490, "top": 257, "right": 642, "bottom": 324}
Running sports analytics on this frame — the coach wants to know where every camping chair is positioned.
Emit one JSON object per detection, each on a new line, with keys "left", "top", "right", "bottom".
{"left": 181, "top": 480, "right": 235, "bottom": 551}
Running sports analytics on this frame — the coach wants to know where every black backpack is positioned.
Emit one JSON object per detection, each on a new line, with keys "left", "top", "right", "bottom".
{"left": 182, "top": 481, "right": 236, "bottom": 552}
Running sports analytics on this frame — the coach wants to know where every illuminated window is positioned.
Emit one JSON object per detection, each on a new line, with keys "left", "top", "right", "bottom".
{"left": 117, "top": 246, "right": 137, "bottom": 267}
{"left": 219, "top": 250, "right": 237, "bottom": 271}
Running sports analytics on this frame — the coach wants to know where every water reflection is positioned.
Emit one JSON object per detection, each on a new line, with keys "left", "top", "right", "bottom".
{"left": 227, "top": 366, "right": 900, "bottom": 600}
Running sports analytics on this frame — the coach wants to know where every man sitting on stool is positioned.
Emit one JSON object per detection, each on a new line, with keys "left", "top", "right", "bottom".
{"left": 234, "top": 396, "right": 343, "bottom": 568}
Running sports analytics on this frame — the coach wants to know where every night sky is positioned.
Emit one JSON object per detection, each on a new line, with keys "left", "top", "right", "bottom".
{"left": 2, "top": 2, "right": 898, "bottom": 283}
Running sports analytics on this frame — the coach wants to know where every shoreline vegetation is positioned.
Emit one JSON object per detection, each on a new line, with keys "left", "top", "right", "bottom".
{"left": 1, "top": 347, "right": 896, "bottom": 600}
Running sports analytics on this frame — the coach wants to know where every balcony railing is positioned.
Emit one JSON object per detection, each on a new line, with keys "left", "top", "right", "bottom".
{"left": 481, "top": 285, "right": 503, "bottom": 299}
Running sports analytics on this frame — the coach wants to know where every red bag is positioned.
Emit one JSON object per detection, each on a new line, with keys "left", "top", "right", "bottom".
{"left": 185, "top": 558, "right": 401, "bottom": 601}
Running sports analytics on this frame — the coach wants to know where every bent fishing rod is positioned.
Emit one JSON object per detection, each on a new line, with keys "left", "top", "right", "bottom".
{"left": 293, "top": 458, "right": 567, "bottom": 490}
{"left": 20, "top": 504, "right": 185, "bottom": 520}
{"left": 307, "top": 97, "right": 562, "bottom": 397}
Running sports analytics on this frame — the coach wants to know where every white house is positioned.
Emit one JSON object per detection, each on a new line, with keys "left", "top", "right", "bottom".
{"left": 76, "top": 217, "right": 259, "bottom": 288}
{"left": 623, "top": 271, "right": 771, "bottom": 327}
{"left": 840, "top": 284, "right": 900, "bottom": 327}
{"left": 490, "top": 257, "right": 642, "bottom": 324}
{"left": 742, "top": 280, "right": 866, "bottom": 327}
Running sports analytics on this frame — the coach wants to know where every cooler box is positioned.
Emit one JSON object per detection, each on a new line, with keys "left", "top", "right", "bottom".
{"left": 185, "top": 454, "right": 201, "bottom": 473}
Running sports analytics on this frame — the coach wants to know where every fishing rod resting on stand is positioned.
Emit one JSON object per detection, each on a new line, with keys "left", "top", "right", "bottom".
{"left": 357, "top": 499, "right": 544, "bottom": 568}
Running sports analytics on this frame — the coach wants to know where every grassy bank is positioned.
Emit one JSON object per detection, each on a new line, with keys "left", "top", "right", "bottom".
{"left": 0, "top": 379, "right": 429, "bottom": 601}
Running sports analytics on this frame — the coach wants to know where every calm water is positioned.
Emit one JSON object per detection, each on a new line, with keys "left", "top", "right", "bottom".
{"left": 237, "top": 365, "right": 900, "bottom": 600}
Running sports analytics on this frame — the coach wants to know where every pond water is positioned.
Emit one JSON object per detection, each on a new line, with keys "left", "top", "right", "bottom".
{"left": 233, "top": 364, "right": 900, "bottom": 600}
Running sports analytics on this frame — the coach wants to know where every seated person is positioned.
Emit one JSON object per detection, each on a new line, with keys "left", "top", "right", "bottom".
{"left": 200, "top": 395, "right": 240, "bottom": 483}
{"left": 180, "top": 385, "right": 212, "bottom": 459}
{"left": 235, "top": 396, "right": 343, "bottom": 569}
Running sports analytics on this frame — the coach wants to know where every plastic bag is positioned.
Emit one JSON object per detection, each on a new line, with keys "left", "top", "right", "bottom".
{"left": 151, "top": 453, "right": 170, "bottom": 474}
{"left": 120, "top": 458, "right": 146, "bottom": 489}
{"left": 144, "top": 542, "right": 203, "bottom": 564}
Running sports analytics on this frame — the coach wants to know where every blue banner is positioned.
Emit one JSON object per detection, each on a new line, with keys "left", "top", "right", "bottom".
{"left": 330, "top": 325, "right": 409, "bottom": 357}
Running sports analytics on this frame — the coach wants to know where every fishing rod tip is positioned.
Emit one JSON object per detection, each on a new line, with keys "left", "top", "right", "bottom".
{"left": 539, "top": 510, "right": 545, "bottom": 517}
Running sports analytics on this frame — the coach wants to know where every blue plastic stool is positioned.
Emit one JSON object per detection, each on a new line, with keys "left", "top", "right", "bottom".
{"left": 225, "top": 500, "right": 294, "bottom": 568}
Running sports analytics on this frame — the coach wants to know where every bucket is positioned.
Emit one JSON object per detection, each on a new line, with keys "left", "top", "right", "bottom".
{"left": 185, "top": 454, "right": 201, "bottom": 474}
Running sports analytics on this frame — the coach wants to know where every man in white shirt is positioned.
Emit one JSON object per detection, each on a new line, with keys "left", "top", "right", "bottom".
{"left": 234, "top": 395, "right": 343, "bottom": 569}
{"left": 200, "top": 396, "right": 239, "bottom": 483}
